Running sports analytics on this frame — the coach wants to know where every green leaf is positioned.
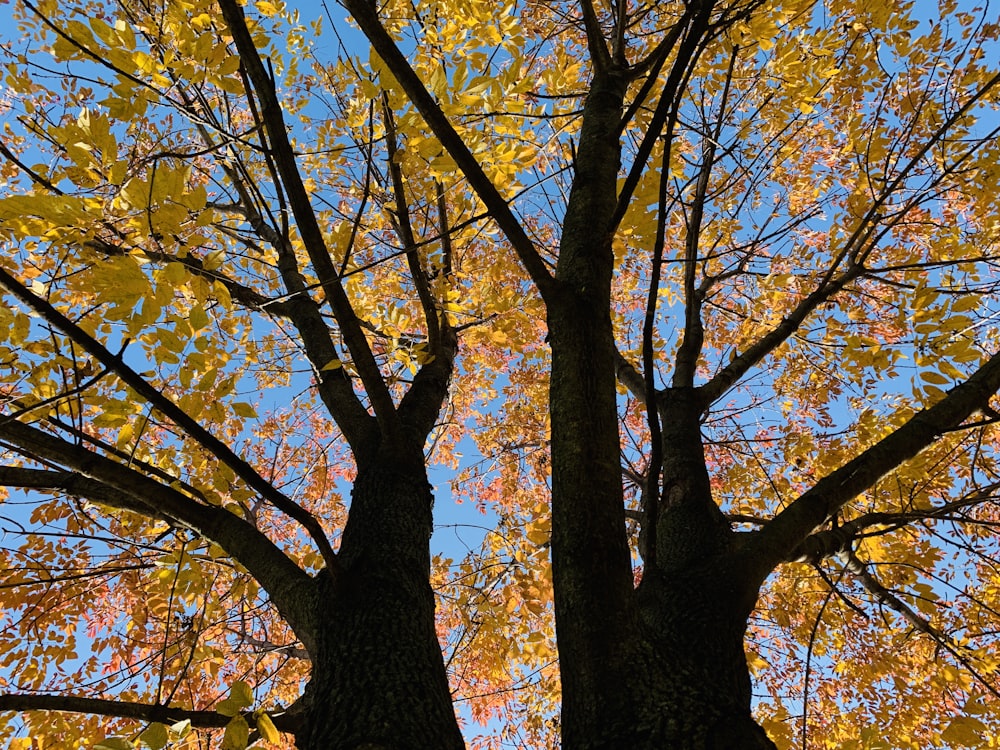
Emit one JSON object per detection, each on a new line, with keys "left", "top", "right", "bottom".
{"left": 215, "top": 698, "right": 242, "bottom": 717}
{"left": 222, "top": 715, "right": 250, "bottom": 750}
{"left": 139, "top": 722, "right": 169, "bottom": 750}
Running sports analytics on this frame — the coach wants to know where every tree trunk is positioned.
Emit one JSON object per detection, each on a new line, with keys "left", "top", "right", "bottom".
{"left": 548, "top": 67, "right": 645, "bottom": 748}
{"left": 296, "top": 458, "right": 464, "bottom": 750}
{"left": 625, "top": 564, "right": 777, "bottom": 750}
{"left": 618, "top": 390, "right": 777, "bottom": 749}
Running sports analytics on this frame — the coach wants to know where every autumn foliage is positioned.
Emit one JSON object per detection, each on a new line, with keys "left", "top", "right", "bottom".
{"left": 1, "top": 0, "right": 1000, "bottom": 748}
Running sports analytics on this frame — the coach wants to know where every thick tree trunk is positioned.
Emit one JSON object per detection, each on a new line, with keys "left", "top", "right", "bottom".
{"left": 618, "top": 391, "right": 777, "bottom": 749}
{"left": 625, "top": 564, "right": 777, "bottom": 750}
{"left": 548, "top": 68, "right": 645, "bottom": 747}
{"left": 296, "top": 459, "right": 464, "bottom": 750}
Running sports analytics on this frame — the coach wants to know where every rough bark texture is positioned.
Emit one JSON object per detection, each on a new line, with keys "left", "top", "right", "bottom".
{"left": 296, "top": 457, "right": 464, "bottom": 750}
{"left": 548, "top": 69, "right": 644, "bottom": 747}
{"left": 631, "top": 567, "right": 776, "bottom": 750}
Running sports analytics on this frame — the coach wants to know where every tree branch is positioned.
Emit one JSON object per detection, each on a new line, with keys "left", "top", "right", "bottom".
{"left": 609, "top": 2, "right": 715, "bottom": 234}
{"left": 698, "top": 69, "right": 1000, "bottom": 408}
{"left": 382, "top": 96, "right": 442, "bottom": 354}
{"left": 0, "top": 428, "right": 318, "bottom": 652}
{"left": 790, "top": 482, "right": 1000, "bottom": 563}
{"left": 614, "top": 348, "right": 647, "bottom": 403}
{"left": 336, "top": 0, "right": 557, "bottom": 303}
{"left": 580, "top": 0, "right": 612, "bottom": 73}
{"left": 696, "top": 262, "right": 864, "bottom": 408}
{"left": 0, "top": 692, "right": 302, "bottom": 734}
{"left": 217, "top": 0, "right": 400, "bottom": 449}
{"left": 672, "top": 44, "right": 737, "bottom": 387}
{"left": 396, "top": 179, "right": 459, "bottom": 446}
{"left": 0, "top": 265, "right": 340, "bottom": 578}
{"left": 745, "top": 350, "right": 1000, "bottom": 584}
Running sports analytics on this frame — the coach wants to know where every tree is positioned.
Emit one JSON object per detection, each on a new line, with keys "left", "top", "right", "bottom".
{"left": 1, "top": 0, "right": 1000, "bottom": 749}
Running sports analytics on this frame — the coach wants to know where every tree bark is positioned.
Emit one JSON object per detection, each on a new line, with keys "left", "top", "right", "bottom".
{"left": 296, "top": 458, "right": 464, "bottom": 750}
{"left": 620, "top": 560, "right": 776, "bottom": 750}
{"left": 548, "top": 67, "right": 645, "bottom": 747}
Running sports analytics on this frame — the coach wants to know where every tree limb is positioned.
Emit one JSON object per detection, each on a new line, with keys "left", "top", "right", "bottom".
{"left": 609, "top": 2, "right": 715, "bottom": 233}
{"left": 0, "top": 692, "right": 302, "bottom": 734}
{"left": 218, "top": 0, "right": 400, "bottom": 449}
{"left": 790, "top": 482, "right": 1000, "bottom": 563}
{"left": 698, "top": 69, "right": 1000, "bottom": 408}
{"left": 672, "top": 44, "right": 737, "bottom": 387}
{"left": 382, "top": 96, "right": 442, "bottom": 355}
{"left": 580, "top": 0, "right": 612, "bottom": 73}
{"left": 337, "top": 0, "right": 557, "bottom": 303}
{"left": 745, "top": 350, "right": 1000, "bottom": 584}
{"left": 0, "top": 428, "right": 318, "bottom": 652}
{"left": 0, "top": 264, "right": 340, "bottom": 578}
{"left": 614, "top": 348, "right": 647, "bottom": 403}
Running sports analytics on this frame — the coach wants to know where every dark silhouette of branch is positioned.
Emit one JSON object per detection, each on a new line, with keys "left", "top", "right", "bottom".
{"left": 842, "top": 551, "right": 1000, "bottom": 702}
{"left": 336, "top": 0, "right": 557, "bottom": 303}
{"left": 790, "top": 483, "right": 1000, "bottom": 563}
{"left": 218, "top": 0, "right": 401, "bottom": 448}
{"left": 0, "top": 437, "right": 318, "bottom": 652}
{"left": 0, "top": 693, "right": 303, "bottom": 734}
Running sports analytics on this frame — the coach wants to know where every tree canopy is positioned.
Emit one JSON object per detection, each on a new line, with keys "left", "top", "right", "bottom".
{"left": 1, "top": 0, "right": 1000, "bottom": 748}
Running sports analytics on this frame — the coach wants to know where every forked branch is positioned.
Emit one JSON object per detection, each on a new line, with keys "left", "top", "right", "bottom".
{"left": 337, "top": 0, "right": 556, "bottom": 302}
{"left": 218, "top": 0, "right": 400, "bottom": 447}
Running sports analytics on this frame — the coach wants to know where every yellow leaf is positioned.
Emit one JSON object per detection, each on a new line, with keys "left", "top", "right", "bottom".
{"left": 94, "top": 740, "right": 134, "bottom": 750}
{"left": 256, "top": 1, "right": 279, "bottom": 16}
{"left": 230, "top": 680, "right": 254, "bottom": 708}
{"left": 139, "top": 722, "right": 169, "bottom": 750}
{"left": 232, "top": 402, "right": 257, "bottom": 418}
{"left": 321, "top": 359, "right": 343, "bottom": 371}
{"left": 920, "top": 370, "right": 949, "bottom": 385}
{"left": 256, "top": 713, "right": 281, "bottom": 744}
{"left": 940, "top": 716, "right": 987, "bottom": 746}
{"left": 189, "top": 304, "right": 209, "bottom": 331}
{"left": 222, "top": 716, "right": 250, "bottom": 750}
